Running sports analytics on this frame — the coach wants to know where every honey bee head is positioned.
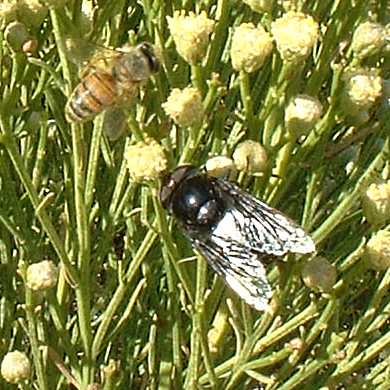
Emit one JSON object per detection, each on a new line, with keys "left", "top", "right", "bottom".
{"left": 137, "top": 42, "right": 160, "bottom": 74}
{"left": 115, "top": 42, "right": 159, "bottom": 83}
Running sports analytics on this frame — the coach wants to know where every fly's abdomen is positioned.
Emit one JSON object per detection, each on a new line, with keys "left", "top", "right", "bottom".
{"left": 65, "top": 72, "right": 117, "bottom": 122}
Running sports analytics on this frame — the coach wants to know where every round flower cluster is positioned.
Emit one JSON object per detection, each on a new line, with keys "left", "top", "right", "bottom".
{"left": 163, "top": 87, "right": 203, "bottom": 128}
{"left": 26, "top": 260, "right": 58, "bottom": 291}
{"left": 351, "top": 21, "right": 386, "bottom": 60}
{"left": 231, "top": 23, "right": 273, "bottom": 73}
{"left": 271, "top": 11, "right": 319, "bottom": 62}
{"left": 346, "top": 72, "right": 383, "bottom": 108}
{"left": 362, "top": 181, "right": 390, "bottom": 226}
{"left": 285, "top": 95, "right": 323, "bottom": 138}
{"left": 125, "top": 139, "right": 167, "bottom": 182}
{"left": 365, "top": 230, "right": 390, "bottom": 270}
{"left": 167, "top": 11, "right": 215, "bottom": 65}
{"left": 232, "top": 140, "right": 267, "bottom": 173}
{"left": 341, "top": 69, "right": 383, "bottom": 122}
{"left": 302, "top": 256, "right": 337, "bottom": 293}
{"left": 1, "top": 351, "right": 31, "bottom": 384}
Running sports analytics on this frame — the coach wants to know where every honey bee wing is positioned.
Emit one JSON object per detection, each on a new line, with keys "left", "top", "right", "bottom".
{"left": 212, "top": 178, "right": 316, "bottom": 256}
{"left": 102, "top": 107, "right": 128, "bottom": 141}
{"left": 65, "top": 38, "right": 120, "bottom": 75}
{"left": 189, "top": 234, "right": 273, "bottom": 311}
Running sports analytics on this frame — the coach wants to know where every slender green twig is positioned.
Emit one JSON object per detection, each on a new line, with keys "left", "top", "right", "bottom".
{"left": 50, "top": 9, "right": 93, "bottom": 385}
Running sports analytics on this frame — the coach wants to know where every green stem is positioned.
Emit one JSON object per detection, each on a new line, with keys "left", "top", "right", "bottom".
{"left": 328, "top": 329, "right": 390, "bottom": 385}
{"left": 25, "top": 288, "right": 49, "bottom": 390}
{"left": 50, "top": 9, "right": 92, "bottom": 385}
{"left": 0, "top": 126, "right": 77, "bottom": 285}
{"left": 276, "top": 332, "right": 346, "bottom": 390}
{"left": 85, "top": 116, "right": 104, "bottom": 211}
{"left": 184, "top": 255, "right": 207, "bottom": 389}
{"left": 276, "top": 298, "right": 338, "bottom": 383}
{"left": 152, "top": 192, "right": 183, "bottom": 387}
{"left": 191, "top": 64, "right": 207, "bottom": 96}
{"left": 199, "top": 302, "right": 318, "bottom": 385}
{"left": 239, "top": 71, "right": 255, "bottom": 135}
{"left": 312, "top": 138, "right": 389, "bottom": 244}
{"left": 91, "top": 228, "right": 158, "bottom": 359}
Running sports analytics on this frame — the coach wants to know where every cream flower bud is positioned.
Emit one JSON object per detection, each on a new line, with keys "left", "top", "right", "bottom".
{"left": 241, "top": 0, "right": 274, "bottom": 14}
{"left": 231, "top": 23, "right": 273, "bottom": 73}
{"left": 302, "top": 256, "right": 337, "bottom": 293}
{"left": 125, "top": 139, "right": 167, "bottom": 181}
{"left": 1, "top": 351, "right": 31, "bottom": 384}
{"left": 163, "top": 87, "right": 203, "bottom": 127}
{"left": 365, "top": 230, "right": 390, "bottom": 270}
{"left": 271, "top": 11, "right": 319, "bottom": 62}
{"left": 351, "top": 22, "right": 386, "bottom": 59}
{"left": 362, "top": 182, "right": 390, "bottom": 226}
{"left": 343, "top": 70, "right": 383, "bottom": 111}
{"left": 167, "top": 11, "right": 215, "bottom": 65}
{"left": 206, "top": 156, "right": 236, "bottom": 178}
{"left": 26, "top": 260, "right": 58, "bottom": 290}
{"left": 232, "top": 140, "right": 267, "bottom": 173}
{"left": 285, "top": 95, "right": 322, "bottom": 137}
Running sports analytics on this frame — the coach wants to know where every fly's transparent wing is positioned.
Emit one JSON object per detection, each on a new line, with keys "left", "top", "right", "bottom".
{"left": 183, "top": 177, "right": 315, "bottom": 311}
{"left": 191, "top": 235, "right": 272, "bottom": 311}
{"left": 212, "top": 178, "right": 316, "bottom": 256}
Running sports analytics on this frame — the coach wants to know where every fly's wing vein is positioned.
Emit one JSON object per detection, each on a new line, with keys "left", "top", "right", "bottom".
{"left": 191, "top": 236, "right": 272, "bottom": 311}
{"left": 213, "top": 178, "right": 315, "bottom": 256}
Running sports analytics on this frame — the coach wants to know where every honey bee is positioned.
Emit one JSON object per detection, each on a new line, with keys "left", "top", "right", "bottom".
{"left": 65, "top": 41, "right": 159, "bottom": 123}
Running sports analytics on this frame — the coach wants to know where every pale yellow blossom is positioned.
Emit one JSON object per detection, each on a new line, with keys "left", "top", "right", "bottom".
{"left": 163, "top": 87, "right": 203, "bottom": 127}
{"left": 362, "top": 181, "right": 390, "bottom": 226}
{"left": 1, "top": 351, "right": 31, "bottom": 384}
{"left": 285, "top": 95, "right": 322, "bottom": 137}
{"left": 231, "top": 23, "right": 273, "bottom": 73}
{"left": 167, "top": 11, "right": 215, "bottom": 65}
{"left": 365, "top": 230, "right": 390, "bottom": 270}
{"left": 344, "top": 71, "right": 382, "bottom": 110}
{"left": 125, "top": 139, "right": 167, "bottom": 181}
{"left": 340, "top": 70, "right": 382, "bottom": 125}
{"left": 351, "top": 22, "right": 386, "bottom": 59}
{"left": 232, "top": 140, "right": 267, "bottom": 173}
{"left": 26, "top": 260, "right": 58, "bottom": 290}
{"left": 271, "top": 11, "right": 319, "bottom": 62}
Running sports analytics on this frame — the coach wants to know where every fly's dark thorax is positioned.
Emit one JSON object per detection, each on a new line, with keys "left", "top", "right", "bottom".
{"left": 169, "top": 174, "right": 227, "bottom": 234}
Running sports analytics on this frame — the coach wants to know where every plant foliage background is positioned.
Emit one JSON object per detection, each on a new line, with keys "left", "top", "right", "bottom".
{"left": 0, "top": 0, "right": 389, "bottom": 389}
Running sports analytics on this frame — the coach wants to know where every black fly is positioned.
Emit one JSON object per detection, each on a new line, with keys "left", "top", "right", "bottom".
{"left": 160, "top": 165, "right": 315, "bottom": 311}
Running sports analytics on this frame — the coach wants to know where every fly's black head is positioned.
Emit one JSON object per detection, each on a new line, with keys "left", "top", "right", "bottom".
{"left": 160, "top": 165, "right": 226, "bottom": 230}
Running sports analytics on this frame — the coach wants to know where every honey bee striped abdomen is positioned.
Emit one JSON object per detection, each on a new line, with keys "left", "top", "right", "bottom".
{"left": 65, "top": 71, "right": 117, "bottom": 122}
